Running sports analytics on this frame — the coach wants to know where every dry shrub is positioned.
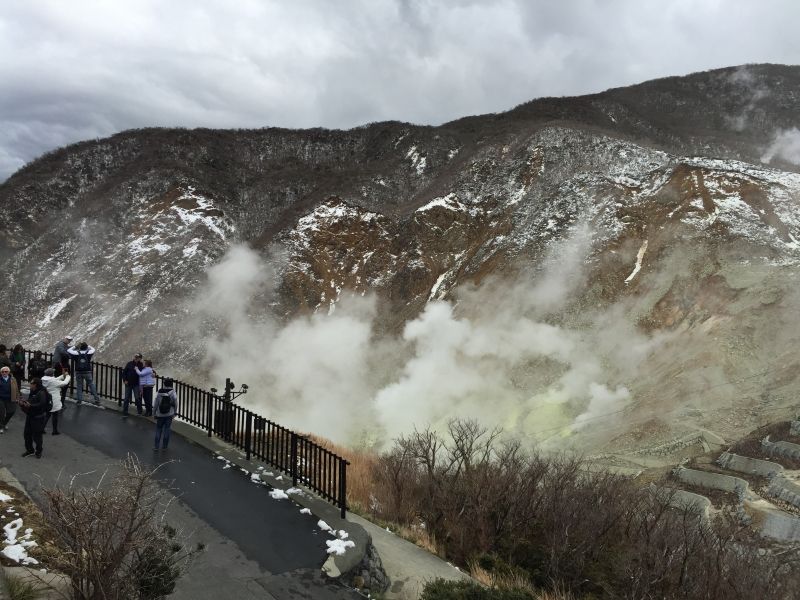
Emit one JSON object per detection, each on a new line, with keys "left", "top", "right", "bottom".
{"left": 42, "top": 455, "right": 202, "bottom": 600}
{"left": 372, "top": 418, "right": 800, "bottom": 599}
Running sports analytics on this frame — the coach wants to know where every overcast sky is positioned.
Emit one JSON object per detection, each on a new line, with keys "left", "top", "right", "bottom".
{"left": 1, "top": 0, "right": 798, "bottom": 181}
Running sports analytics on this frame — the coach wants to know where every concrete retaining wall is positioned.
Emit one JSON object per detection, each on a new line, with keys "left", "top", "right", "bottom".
{"left": 651, "top": 484, "right": 711, "bottom": 519}
{"left": 762, "top": 435, "right": 800, "bottom": 460}
{"left": 752, "top": 505, "right": 800, "bottom": 542}
{"left": 766, "top": 476, "right": 800, "bottom": 510}
{"left": 716, "top": 452, "right": 784, "bottom": 478}
{"left": 673, "top": 467, "right": 748, "bottom": 498}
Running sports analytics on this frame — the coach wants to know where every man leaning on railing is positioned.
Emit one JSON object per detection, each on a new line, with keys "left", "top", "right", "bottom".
{"left": 67, "top": 342, "right": 101, "bottom": 406}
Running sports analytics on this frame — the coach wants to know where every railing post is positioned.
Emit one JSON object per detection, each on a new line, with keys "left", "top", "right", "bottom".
{"left": 206, "top": 392, "right": 213, "bottom": 437}
{"left": 245, "top": 411, "right": 252, "bottom": 461}
{"left": 290, "top": 432, "right": 298, "bottom": 486}
{"left": 339, "top": 459, "right": 348, "bottom": 519}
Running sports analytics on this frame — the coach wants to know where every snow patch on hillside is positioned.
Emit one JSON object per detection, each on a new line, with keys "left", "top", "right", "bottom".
{"left": 406, "top": 145, "right": 427, "bottom": 175}
{"left": 38, "top": 295, "right": 77, "bottom": 327}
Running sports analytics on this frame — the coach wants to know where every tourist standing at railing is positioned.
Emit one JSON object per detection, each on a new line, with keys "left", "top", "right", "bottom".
{"left": 19, "top": 378, "right": 48, "bottom": 459}
{"left": 135, "top": 359, "right": 156, "bottom": 417}
{"left": 121, "top": 353, "right": 143, "bottom": 416}
{"left": 52, "top": 335, "right": 73, "bottom": 405}
{"left": 42, "top": 368, "right": 70, "bottom": 435}
{"left": 0, "top": 366, "right": 19, "bottom": 433}
{"left": 153, "top": 378, "right": 177, "bottom": 450}
{"left": 67, "top": 342, "right": 101, "bottom": 406}
{"left": 10, "top": 344, "right": 25, "bottom": 389}
{"left": 27, "top": 351, "right": 48, "bottom": 381}
{"left": 0, "top": 346, "right": 11, "bottom": 370}
{"left": 52, "top": 336, "right": 72, "bottom": 372}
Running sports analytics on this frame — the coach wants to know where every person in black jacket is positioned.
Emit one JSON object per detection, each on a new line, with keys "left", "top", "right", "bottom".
{"left": 10, "top": 344, "right": 25, "bottom": 389}
{"left": 121, "top": 353, "right": 143, "bottom": 416}
{"left": 20, "top": 378, "right": 48, "bottom": 458}
{"left": 0, "top": 345, "right": 11, "bottom": 370}
{"left": 52, "top": 335, "right": 73, "bottom": 404}
{"left": 27, "top": 351, "right": 48, "bottom": 381}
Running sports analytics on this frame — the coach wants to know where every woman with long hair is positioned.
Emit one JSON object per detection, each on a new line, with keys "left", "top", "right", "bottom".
{"left": 10, "top": 344, "right": 25, "bottom": 389}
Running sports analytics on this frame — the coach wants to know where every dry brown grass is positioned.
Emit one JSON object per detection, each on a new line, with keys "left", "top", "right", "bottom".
{"left": 395, "top": 521, "right": 441, "bottom": 556}
{"left": 302, "top": 434, "right": 379, "bottom": 513}
{"left": 467, "top": 560, "right": 574, "bottom": 599}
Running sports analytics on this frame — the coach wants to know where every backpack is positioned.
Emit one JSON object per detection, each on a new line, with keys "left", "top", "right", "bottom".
{"left": 75, "top": 351, "right": 92, "bottom": 372}
{"left": 157, "top": 390, "right": 173, "bottom": 415}
{"left": 42, "top": 388, "right": 53, "bottom": 414}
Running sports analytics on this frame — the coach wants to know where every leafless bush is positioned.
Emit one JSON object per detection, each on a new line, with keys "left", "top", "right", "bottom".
{"left": 372, "top": 418, "right": 800, "bottom": 599}
{"left": 41, "top": 455, "right": 203, "bottom": 600}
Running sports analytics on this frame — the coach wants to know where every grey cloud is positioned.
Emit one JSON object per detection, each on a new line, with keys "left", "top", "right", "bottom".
{"left": 2, "top": 0, "right": 800, "bottom": 181}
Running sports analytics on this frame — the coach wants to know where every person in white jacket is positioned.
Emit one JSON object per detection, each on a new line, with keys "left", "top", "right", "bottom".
{"left": 41, "top": 368, "right": 70, "bottom": 435}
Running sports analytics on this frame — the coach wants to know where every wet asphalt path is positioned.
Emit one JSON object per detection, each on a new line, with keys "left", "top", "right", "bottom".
{"left": 59, "top": 402, "right": 324, "bottom": 574}
{"left": 0, "top": 399, "right": 362, "bottom": 599}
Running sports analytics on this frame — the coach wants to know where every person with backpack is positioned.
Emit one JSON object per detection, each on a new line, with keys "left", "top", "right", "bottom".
{"left": 42, "top": 368, "right": 70, "bottom": 435}
{"left": 67, "top": 342, "right": 101, "bottom": 406}
{"left": 19, "top": 378, "right": 50, "bottom": 458}
{"left": 153, "top": 378, "right": 177, "bottom": 451}
{"left": 0, "top": 365, "right": 19, "bottom": 433}
{"left": 135, "top": 359, "right": 156, "bottom": 417}
{"left": 27, "top": 350, "right": 48, "bottom": 381}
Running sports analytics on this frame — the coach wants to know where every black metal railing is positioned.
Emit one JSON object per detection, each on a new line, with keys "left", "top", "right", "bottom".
{"left": 25, "top": 349, "right": 350, "bottom": 517}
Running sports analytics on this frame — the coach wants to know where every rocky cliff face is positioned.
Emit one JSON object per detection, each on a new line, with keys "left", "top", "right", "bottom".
{"left": 1, "top": 64, "right": 799, "bottom": 456}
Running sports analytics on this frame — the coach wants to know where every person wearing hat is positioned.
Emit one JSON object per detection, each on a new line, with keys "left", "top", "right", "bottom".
{"left": 41, "top": 367, "right": 70, "bottom": 435}
{"left": 121, "top": 353, "right": 143, "bottom": 416}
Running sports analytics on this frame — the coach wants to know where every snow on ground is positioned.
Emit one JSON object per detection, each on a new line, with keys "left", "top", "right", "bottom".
{"left": 37, "top": 295, "right": 77, "bottom": 328}
{"left": 269, "top": 489, "right": 289, "bottom": 500}
{"left": 416, "top": 193, "right": 463, "bottom": 214}
{"left": 1, "top": 509, "right": 39, "bottom": 565}
{"left": 300, "top": 508, "right": 312, "bottom": 515}
{"left": 326, "top": 538, "right": 356, "bottom": 555}
{"left": 172, "top": 187, "right": 234, "bottom": 240}
{"left": 406, "top": 145, "right": 427, "bottom": 175}
{"left": 625, "top": 240, "right": 648, "bottom": 284}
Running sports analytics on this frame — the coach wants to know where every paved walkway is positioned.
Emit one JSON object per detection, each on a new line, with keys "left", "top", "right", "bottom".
{"left": 0, "top": 392, "right": 471, "bottom": 599}
{"left": 0, "top": 399, "right": 361, "bottom": 599}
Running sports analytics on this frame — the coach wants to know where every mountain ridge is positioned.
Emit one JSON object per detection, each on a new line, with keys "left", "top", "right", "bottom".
{"left": 1, "top": 64, "right": 799, "bottom": 455}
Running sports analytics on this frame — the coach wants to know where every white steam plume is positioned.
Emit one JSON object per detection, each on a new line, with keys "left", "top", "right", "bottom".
{"left": 193, "top": 228, "right": 661, "bottom": 447}
{"left": 761, "top": 128, "right": 800, "bottom": 166}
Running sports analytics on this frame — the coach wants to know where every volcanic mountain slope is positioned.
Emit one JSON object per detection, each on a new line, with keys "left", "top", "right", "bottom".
{"left": 0, "top": 64, "right": 799, "bottom": 455}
